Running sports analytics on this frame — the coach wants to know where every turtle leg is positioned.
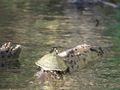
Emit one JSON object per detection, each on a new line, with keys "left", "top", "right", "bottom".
{"left": 52, "top": 71, "right": 63, "bottom": 79}
{"left": 34, "top": 68, "right": 44, "bottom": 78}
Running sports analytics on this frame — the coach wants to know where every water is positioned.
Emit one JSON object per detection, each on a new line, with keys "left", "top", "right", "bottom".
{"left": 0, "top": 0, "right": 119, "bottom": 89}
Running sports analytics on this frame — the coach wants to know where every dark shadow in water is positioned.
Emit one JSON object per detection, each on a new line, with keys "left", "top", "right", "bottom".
{"left": 0, "top": 59, "right": 20, "bottom": 69}
{"left": 0, "top": 59, "right": 21, "bottom": 89}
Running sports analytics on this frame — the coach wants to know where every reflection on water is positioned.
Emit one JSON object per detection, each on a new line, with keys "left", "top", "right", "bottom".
{"left": 0, "top": 0, "right": 119, "bottom": 89}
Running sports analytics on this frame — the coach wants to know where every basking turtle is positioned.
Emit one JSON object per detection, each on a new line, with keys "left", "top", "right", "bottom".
{"left": 35, "top": 47, "right": 67, "bottom": 79}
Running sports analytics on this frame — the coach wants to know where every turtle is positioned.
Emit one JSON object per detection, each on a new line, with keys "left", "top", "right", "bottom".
{"left": 35, "top": 47, "right": 67, "bottom": 79}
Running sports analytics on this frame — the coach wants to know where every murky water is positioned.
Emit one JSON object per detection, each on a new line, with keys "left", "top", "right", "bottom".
{"left": 0, "top": 0, "right": 119, "bottom": 90}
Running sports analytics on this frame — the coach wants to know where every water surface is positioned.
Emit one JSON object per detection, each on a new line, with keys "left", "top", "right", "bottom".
{"left": 0, "top": 0, "right": 119, "bottom": 89}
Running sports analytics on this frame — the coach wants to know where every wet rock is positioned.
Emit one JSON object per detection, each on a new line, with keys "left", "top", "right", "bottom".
{"left": 0, "top": 42, "right": 21, "bottom": 67}
{"left": 58, "top": 44, "right": 104, "bottom": 73}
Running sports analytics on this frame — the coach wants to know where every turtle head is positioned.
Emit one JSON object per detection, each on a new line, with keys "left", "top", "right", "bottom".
{"left": 50, "top": 47, "right": 59, "bottom": 54}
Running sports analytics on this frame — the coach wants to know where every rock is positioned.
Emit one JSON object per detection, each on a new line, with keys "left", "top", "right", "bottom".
{"left": 58, "top": 44, "right": 103, "bottom": 57}
{"left": 0, "top": 42, "right": 21, "bottom": 67}
{"left": 58, "top": 44, "right": 104, "bottom": 72}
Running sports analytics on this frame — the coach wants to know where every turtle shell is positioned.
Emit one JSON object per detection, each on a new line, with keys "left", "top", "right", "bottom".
{"left": 35, "top": 53, "right": 67, "bottom": 71}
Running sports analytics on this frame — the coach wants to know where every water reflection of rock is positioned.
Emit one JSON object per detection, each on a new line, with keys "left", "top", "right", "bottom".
{"left": 30, "top": 71, "right": 65, "bottom": 90}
